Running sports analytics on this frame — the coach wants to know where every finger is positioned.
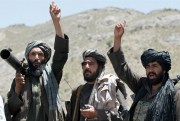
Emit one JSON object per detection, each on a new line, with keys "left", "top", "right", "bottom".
{"left": 21, "top": 80, "right": 25, "bottom": 84}
{"left": 50, "top": 0, "right": 55, "bottom": 12}
{"left": 16, "top": 72, "right": 21, "bottom": 76}
{"left": 116, "top": 24, "right": 122, "bottom": 29}
{"left": 86, "top": 104, "right": 93, "bottom": 108}
{"left": 16, "top": 74, "right": 25, "bottom": 80}
{"left": 119, "top": 24, "right": 123, "bottom": 28}
{"left": 16, "top": 73, "right": 23, "bottom": 79}
{"left": 115, "top": 24, "right": 119, "bottom": 29}
{"left": 54, "top": 4, "right": 59, "bottom": 12}
{"left": 51, "top": 0, "right": 55, "bottom": 6}
{"left": 56, "top": 6, "right": 60, "bottom": 12}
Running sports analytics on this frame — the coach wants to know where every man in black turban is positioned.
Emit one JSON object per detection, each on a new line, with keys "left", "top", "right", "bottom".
{"left": 141, "top": 49, "right": 171, "bottom": 85}
{"left": 5, "top": 2, "right": 69, "bottom": 121}
{"left": 66, "top": 49, "right": 128, "bottom": 121}
{"left": 107, "top": 23, "right": 176, "bottom": 121}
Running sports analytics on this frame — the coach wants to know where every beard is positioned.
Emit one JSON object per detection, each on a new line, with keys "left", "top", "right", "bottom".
{"left": 28, "top": 59, "right": 45, "bottom": 77}
{"left": 83, "top": 69, "right": 100, "bottom": 82}
{"left": 147, "top": 71, "right": 164, "bottom": 85}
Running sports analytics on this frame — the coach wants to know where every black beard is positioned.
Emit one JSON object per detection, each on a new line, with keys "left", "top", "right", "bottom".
{"left": 83, "top": 69, "right": 100, "bottom": 82}
{"left": 28, "top": 60, "right": 45, "bottom": 77}
{"left": 147, "top": 72, "right": 164, "bottom": 85}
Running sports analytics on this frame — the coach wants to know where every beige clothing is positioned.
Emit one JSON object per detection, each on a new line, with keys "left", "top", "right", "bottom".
{"left": 90, "top": 74, "right": 120, "bottom": 116}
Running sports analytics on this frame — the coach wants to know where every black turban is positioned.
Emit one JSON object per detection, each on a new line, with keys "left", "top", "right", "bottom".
{"left": 82, "top": 49, "right": 106, "bottom": 65}
{"left": 25, "top": 41, "right": 51, "bottom": 63}
{"left": 141, "top": 49, "right": 171, "bottom": 71}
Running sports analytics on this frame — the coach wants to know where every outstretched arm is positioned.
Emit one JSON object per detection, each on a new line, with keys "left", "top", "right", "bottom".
{"left": 108, "top": 22, "right": 141, "bottom": 92}
{"left": 113, "top": 22, "right": 126, "bottom": 52}
{"left": 50, "top": 2, "right": 69, "bottom": 84}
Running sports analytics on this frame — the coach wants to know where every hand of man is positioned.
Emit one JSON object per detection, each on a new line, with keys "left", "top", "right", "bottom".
{"left": 49, "top": 1, "right": 64, "bottom": 38}
{"left": 80, "top": 104, "right": 98, "bottom": 119}
{"left": 50, "top": 1, "right": 61, "bottom": 22}
{"left": 15, "top": 73, "right": 25, "bottom": 95}
{"left": 114, "top": 21, "right": 126, "bottom": 42}
{"left": 113, "top": 21, "right": 126, "bottom": 52}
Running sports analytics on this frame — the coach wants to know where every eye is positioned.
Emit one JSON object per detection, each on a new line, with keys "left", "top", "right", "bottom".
{"left": 29, "top": 52, "right": 44, "bottom": 57}
{"left": 152, "top": 64, "right": 158, "bottom": 68}
{"left": 81, "top": 62, "right": 87, "bottom": 66}
{"left": 30, "top": 52, "right": 36, "bottom": 56}
{"left": 38, "top": 52, "right": 44, "bottom": 57}
{"left": 145, "top": 65, "right": 150, "bottom": 69}
{"left": 81, "top": 62, "right": 95, "bottom": 66}
{"left": 88, "top": 62, "right": 95, "bottom": 66}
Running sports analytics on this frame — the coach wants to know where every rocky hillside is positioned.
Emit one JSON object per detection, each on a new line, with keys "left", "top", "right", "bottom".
{"left": 0, "top": 7, "right": 180, "bottom": 108}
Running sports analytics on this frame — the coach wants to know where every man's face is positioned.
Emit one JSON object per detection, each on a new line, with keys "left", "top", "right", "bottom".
{"left": 28, "top": 47, "right": 45, "bottom": 68}
{"left": 81, "top": 57, "right": 99, "bottom": 83}
{"left": 145, "top": 61, "right": 165, "bottom": 85}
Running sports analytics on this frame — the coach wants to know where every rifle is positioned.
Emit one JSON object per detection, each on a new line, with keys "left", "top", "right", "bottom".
{"left": 173, "top": 75, "right": 180, "bottom": 85}
{"left": 0, "top": 48, "right": 29, "bottom": 75}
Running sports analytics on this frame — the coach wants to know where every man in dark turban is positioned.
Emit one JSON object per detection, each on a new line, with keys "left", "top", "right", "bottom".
{"left": 66, "top": 49, "right": 128, "bottom": 121}
{"left": 107, "top": 23, "right": 176, "bottom": 121}
{"left": 5, "top": 2, "right": 68, "bottom": 121}
{"left": 141, "top": 49, "right": 171, "bottom": 85}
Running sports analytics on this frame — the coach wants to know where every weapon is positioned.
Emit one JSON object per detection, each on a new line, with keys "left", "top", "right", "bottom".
{"left": 173, "top": 74, "right": 180, "bottom": 85}
{"left": 177, "top": 75, "right": 180, "bottom": 80}
{"left": 0, "top": 48, "right": 28, "bottom": 75}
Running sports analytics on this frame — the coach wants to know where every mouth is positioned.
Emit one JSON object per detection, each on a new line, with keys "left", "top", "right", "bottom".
{"left": 33, "top": 62, "right": 41, "bottom": 67}
{"left": 148, "top": 73, "right": 157, "bottom": 79}
{"left": 84, "top": 70, "right": 91, "bottom": 76}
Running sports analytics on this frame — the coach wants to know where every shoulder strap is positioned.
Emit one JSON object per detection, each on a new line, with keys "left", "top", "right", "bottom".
{"left": 72, "top": 85, "right": 83, "bottom": 121}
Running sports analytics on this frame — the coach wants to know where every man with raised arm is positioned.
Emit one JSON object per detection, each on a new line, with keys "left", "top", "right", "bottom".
{"left": 107, "top": 23, "right": 176, "bottom": 121}
{"left": 5, "top": 2, "right": 68, "bottom": 121}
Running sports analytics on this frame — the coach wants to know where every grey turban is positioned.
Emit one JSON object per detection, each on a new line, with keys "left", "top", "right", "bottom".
{"left": 82, "top": 49, "right": 106, "bottom": 65}
{"left": 25, "top": 41, "right": 51, "bottom": 63}
{"left": 141, "top": 49, "right": 171, "bottom": 71}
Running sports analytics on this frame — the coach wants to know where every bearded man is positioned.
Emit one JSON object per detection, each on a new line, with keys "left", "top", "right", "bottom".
{"left": 107, "top": 23, "right": 176, "bottom": 121}
{"left": 5, "top": 2, "right": 68, "bottom": 121}
{"left": 66, "top": 49, "right": 128, "bottom": 121}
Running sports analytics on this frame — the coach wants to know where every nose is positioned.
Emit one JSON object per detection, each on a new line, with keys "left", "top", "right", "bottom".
{"left": 146, "top": 67, "right": 154, "bottom": 74}
{"left": 34, "top": 54, "right": 40, "bottom": 59}
{"left": 82, "top": 62, "right": 90, "bottom": 69}
{"left": 84, "top": 63, "right": 90, "bottom": 68}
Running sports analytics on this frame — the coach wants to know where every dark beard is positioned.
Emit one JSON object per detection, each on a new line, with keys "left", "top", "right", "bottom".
{"left": 28, "top": 60, "right": 45, "bottom": 77}
{"left": 83, "top": 69, "right": 100, "bottom": 82}
{"left": 147, "top": 72, "right": 164, "bottom": 85}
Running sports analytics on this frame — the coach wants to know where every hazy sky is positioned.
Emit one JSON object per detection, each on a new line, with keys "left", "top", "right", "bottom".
{"left": 0, "top": 0, "right": 179, "bottom": 28}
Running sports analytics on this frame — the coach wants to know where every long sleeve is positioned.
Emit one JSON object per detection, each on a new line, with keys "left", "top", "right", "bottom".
{"left": 52, "top": 34, "right": 69, "bottom": 84}
{"left": 175, "top": 90, "right": 180, "bottom": 121}
{"left": 107, "top": 48, "right": 141, "bottom": 93}
{"left": 7, "top": 80, "right": 24, "bottom": 115}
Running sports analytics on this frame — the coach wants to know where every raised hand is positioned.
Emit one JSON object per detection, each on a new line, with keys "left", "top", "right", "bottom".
{"left": 113, "top": 21, "right": 126, "bottom": 52}
{"left": 50, "top": 1, "right": 61, "bottom": 22}
{"left": 49, "top": 1, "right": 64, "bottom": 38}
{"left": 114, "top": 21, "right": 126, "bottom": 42}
